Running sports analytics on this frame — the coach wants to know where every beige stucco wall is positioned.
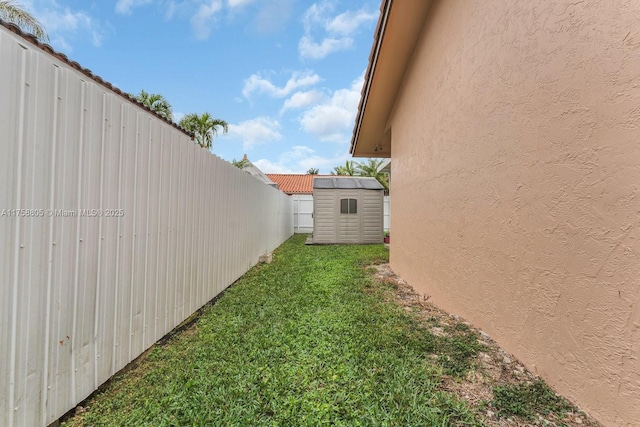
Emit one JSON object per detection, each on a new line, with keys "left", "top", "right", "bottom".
{"left": 388, "top": 1, "right": 640, "bottom": 425}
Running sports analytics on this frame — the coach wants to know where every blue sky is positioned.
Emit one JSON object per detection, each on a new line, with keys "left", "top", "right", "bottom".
{"left": 22, "top": 0, "right": 380, "bottom": 173}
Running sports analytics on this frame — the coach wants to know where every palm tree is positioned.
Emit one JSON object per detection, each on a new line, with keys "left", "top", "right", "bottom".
{"left": 355, "top": 158, "right": 389, "bottom": 190}
{"left": 307, "top": 168, "right": 319, "bottom": 175}
{"left": 331, "top": 160, "right": 357, "bottom": 176}
{"left": 232, "top": 156, "right": 249, "bottom": 169}
{"left": 0, "top": 1, "right": 48, "bottom": 42}
{"left": 179, "top": 113, "right": 229, "bottom": 149}
{"left": 135, "top": 90, "right": 174, "bottom": 121}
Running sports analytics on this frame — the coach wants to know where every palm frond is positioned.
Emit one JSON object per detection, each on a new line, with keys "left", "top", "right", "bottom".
{"left": 179, "top": 113, "right": 228, "bottom": 149}
{"left": 135, "top": 89, "right": 174, "bottom": 121}
{"left": 0, "top": 0, "right": 49, "bottom": 42}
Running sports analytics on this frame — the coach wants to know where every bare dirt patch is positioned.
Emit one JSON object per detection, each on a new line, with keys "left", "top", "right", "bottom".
{"left": 370, "top": 264, "right": 602, "bottom": 427}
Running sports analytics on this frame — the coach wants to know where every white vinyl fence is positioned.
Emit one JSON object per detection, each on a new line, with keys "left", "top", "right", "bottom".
{"left": 0, "top": 24, "right": 293, "bottom": 427}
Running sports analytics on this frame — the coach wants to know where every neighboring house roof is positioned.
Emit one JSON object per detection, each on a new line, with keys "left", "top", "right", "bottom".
{"left": 377, "top": 159, "right": 391, "bottom": 174}
{"left": 314, "top": 177, "right": 384, "bottom": 190}
{"left": 239, "top": 155, "right": 278, "bottom": 188}
{"left": 0, "top": 19, "right": 192, "bottom": 138}
{"left": 350, "top": 0, "right": 433, "bottom": 157}
{"left": 266, "top": 174, "right": 332, "bottom": 195}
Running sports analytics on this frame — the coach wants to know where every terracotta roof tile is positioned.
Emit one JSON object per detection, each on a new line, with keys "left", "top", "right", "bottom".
{"left": 266, "top": 174, "right": 332, "bottom": 195}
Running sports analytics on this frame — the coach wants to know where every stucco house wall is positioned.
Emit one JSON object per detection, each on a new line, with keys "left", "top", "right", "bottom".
{"left": 383, "top": 1, "right": 639, "bottom": 425}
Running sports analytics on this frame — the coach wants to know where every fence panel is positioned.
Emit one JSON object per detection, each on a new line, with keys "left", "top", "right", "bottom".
{"left": 0, "top": 25, "right": 293, "bottom": 427}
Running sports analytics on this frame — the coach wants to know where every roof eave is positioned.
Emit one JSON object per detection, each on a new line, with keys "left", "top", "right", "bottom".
{"left": 349, "top": 0, "right": 433, "bottom": 158}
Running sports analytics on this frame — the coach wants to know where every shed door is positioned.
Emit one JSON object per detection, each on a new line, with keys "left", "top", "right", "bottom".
{"left": 336, "top": 190, "right": 360, "bottom": 243}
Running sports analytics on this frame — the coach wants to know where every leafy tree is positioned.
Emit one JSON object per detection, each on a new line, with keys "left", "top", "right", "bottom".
{"left": 135, "top": 90, "right": 174, "bottom": 121}
{"left": 307, "top": 168, "right": 319, "bottom": 175}
{"left": 330, "top": 158, "right": 390, "bottom": 189}
{"left": 232, "top": 158, "right": 249, "bottom": 169}
{"left": 331, "top": 160, "right": 357, "bottom": 176}
{"left": 355, "top": 158, "right": 389, "bottom": 190}
{"left": 179, "top": 113, "right": 229, "bottom": 149}
{"left": 0, "top": 0, "right": 48, "bottom": 42}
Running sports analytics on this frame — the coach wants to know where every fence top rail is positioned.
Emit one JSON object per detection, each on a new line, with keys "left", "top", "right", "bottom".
{"left": 0, "top": 19, "right": 193, "bottom": 139}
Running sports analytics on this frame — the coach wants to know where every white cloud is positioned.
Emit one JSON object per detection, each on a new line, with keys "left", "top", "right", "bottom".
{"left": 299, "top": 74, "right": 364, "bottom": 142}
{"left": 191, "top": 0, "right": 223, "bottom": 40}
{"left": 228, "top": 0, "right": 255, "bottom": 8}
{"left": 227, "top": 117, "right": 282, "bottom": 149}
{"left": 165, "top": 1, "right": 178, "bottom": 19}
{"left": 298, "top": 1, "right": 377, "bottom": 59}
{"left": 49, "top": 36, "right": 72, "bottom": 52}
{"left": 254, "top": 145, "right": 350, "bottom": 174}
{"left": 173, "top": 112, "right": 185, "bottom": 123}
{"left": 280, "top": 89, "right": 324, "bottom": 114}
{"left": 90, "top": 29, "right": 103, "bottom": 46}
{"left": 242, "top": 71, "right": 321, "bottom": 98}
{"left": 115, "top": 0, "right": 152, "bottom": 15}
{"left": 253, "top": 0, "right": 294, "bottom": 34}
{"left": 301, "top": 1, "right": 334, "bottom": 32}
{"left": 40, "top": 9, "right": 90, "bottom": 31}
{"left": 326, "top": 9, "right": 378, "bottom": 35}
{"left": 26, "top": 1, "right": 106, "bottom": 50}
{"left": 253, "top": 159, "right": 296, "bottom": 174}
{"left": 298, "top": 35, "right": 352, "bottom": 60}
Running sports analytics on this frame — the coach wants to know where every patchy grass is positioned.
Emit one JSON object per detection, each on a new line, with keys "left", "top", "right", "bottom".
{"left": 63, "top": 235, "right": 481, "bottom": 426}
{"left": 371, "top": 264, "right": 602, "bottom": 427}
{"left": 62, "top": 235, "right": 601, "bottom": 427}
{"left": 491, "top": 380, "right": 574, "bottom": 421}
{"left": 437, "top": 323, "right": 484, "bottom": 377}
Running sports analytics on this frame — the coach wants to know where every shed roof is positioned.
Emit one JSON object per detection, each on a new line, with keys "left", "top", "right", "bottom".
{"left": 313, "top": 177, "right": 384, "bottom": 190}
{"left": 266, "top": 174, "right": 332, "bottom": 194}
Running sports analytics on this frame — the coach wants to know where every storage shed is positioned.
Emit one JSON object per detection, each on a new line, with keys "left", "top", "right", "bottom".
{"left": 311, "top": 177, "right": 384, "bottom": 244}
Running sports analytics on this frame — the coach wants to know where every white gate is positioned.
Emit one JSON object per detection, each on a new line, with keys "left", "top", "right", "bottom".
{"left": 292, "top": 194, "right": 314, "bottom": 233}
{"left": 383, "top": 195, "right": 390, "bottom": 232}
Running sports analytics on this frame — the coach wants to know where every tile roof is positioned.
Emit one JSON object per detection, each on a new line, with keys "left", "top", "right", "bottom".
{"left": 0, "top": 19, "right": 192, "bottom": 138}
{"left": 266, "top": 174, "right": 332, "bottom": 195}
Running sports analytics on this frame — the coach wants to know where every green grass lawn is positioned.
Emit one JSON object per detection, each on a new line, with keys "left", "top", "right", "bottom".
{"left": 64, "top": 234, "right": 485, "bottom": 426}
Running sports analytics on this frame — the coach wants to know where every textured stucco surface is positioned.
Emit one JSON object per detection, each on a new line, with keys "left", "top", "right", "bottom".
{"left": 388, "top": 1, "right": 640, "bottom": 425}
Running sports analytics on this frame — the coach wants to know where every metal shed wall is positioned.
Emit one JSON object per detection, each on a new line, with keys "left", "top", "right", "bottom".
{"left": 312, "top": 182, "right": 383, "bottom": 244}
{"left": 0, "top": 25, "right": 293, "bottom": 427}
{"left": 293, "top": 194, "right": 388, "bottom": 234}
